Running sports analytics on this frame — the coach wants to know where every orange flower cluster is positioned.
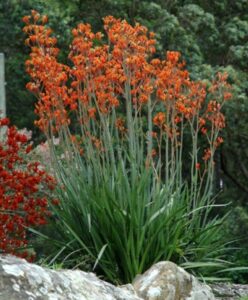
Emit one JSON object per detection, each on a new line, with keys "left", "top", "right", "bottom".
{"left": 104, "top": 16, "right": 156, "bottom": 105}
{"left": 69, "top": 22, "right": 118, "bottom": 114}
{"left": 23, "top": 12, "right": 231, "bottom": 167}
{"left": 23, "top": 10, "right": 70, "bottom": 132}
{"left": 116, "top": 118, "right": 127, "bottom": 135}
{"left": 153, "top": 112, "right": 166, "bottom": 127}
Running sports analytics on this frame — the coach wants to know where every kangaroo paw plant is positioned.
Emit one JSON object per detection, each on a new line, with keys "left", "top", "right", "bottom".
{"left": 22, "top": 10, "right": 232, "bottom": 283}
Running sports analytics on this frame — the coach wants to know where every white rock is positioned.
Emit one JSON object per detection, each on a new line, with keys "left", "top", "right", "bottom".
{"left": 133, "top": 261, "right": 215, "bottom": 300}
{"left": 0, "top": 255, "right": 215, "bottom": 300}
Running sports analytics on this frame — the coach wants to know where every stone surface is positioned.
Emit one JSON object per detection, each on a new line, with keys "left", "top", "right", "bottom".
{"left": 0, "top": 254, "right": 216, "bottom": 300}
{"left": 210, "top": 283, "right": 248, "bottom": 299}
{"left": 0, "top": 255, "right": 141, "bottom": 300}
{"left": 132, "top": 261, "right": 215, "bottom": 300}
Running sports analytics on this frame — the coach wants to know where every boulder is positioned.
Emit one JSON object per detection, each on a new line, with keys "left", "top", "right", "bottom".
{"left": 133, "top": 261, "right": 215, "bottom": 300}
{"left": 0, "top": 254, "right": 215, "bottom": 300}
{"left": 0, "top": 255, "right": 141, "bottom": 300}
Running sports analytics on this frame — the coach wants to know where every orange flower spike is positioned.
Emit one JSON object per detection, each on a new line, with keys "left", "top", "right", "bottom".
{"left": 217, "top": 72, "right": 228, "bottom": 82}
{"left": 88, "top": 108, "right": 97, "bottom": 119}
{"left": 201, "top": 127, "right": 207, "bottom": 135}
{"left": 70, "top": 103, "right": 78, "bottom": 111}
{"left": 199, "top": 117, "right": 206, "bottom": 128}
{"left": 153, "top": 112, "right": 166, "bottom": 127}
{"left": 116, "top": 118, "right": 127, "bottom": 134}
{"left": 214, "top": 136, "right": 224, "bottom": 148}
{"left": 23, "top": 12, "right": 70, "bottom": 133}
{"left": 217, "top": 137, "right": 224, "bottom": 144}
{"left": 223, "top": 92, "right": 232, "bottom": 101}
{"left": 70, "top": 135, "right": 77, "bottom": 143}
{"left": 22, "top": 16, "right": 31, "bottom": 24}
{"left": 166, "top": 51, "right": 181, "bottom": 64}
{"left": 31, "top": 10, "right": 39, "bottom": 17}
{"left": 41, "top": 15, "right": 48, "bottom": 24}
{"left": 174, "top": 116, "right": 181, "bottom": 124}
{"left": 203, "top": 148, "right": 211, "bottom": 161}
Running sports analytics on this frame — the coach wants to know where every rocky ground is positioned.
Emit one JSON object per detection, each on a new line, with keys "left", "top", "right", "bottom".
{"left": 0, "top": 254, "right": 247, "bottom": 300}
{"left": 210, "top": 283, "right": 248, "bottom": 300}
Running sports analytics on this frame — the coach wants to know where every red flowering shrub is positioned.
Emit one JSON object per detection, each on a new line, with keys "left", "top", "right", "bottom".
{"left": 0, "top": 117, "right": 56, "bottom": 260}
